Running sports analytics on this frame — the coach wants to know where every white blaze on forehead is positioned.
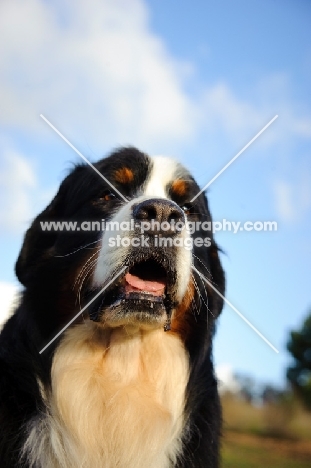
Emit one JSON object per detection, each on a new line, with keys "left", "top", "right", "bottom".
{"left": 144, "top": 156, "right": 180, "bottom": 198}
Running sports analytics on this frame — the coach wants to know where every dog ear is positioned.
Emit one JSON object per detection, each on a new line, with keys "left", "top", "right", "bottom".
{"left": 15, "top": 184, "right": 66, "bottom": 287}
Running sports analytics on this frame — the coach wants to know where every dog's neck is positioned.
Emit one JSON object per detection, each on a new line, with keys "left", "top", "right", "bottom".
{"left": 25, "top": 322, "right": 189, "bottom": 468}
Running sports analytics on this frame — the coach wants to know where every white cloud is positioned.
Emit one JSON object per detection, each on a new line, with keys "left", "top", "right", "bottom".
{"left": 0, "top": 0, "right": 196, "bottom": 148}
{"left": 216, "top": 364, "right": 241, "bottom": 395}
{"left": 0, "top": 282, "right": 19, "bottom": 330}
{"left": 202, "top": 83, "right": 264, "bottom": 137}
{"left": 0, "top": 143, "right": 57, "bottom": 233}
{"left": 0, "top": 149, "right": 37, "bottom": 231}
{"left": 200, "top": 80, "right": 311, "bottom": 149}
{"left": 273, "top": 180, "right": 296, "bottom": 223}
{"left": 0, "top": 0, "right": 309, "bottom": 155}
{"left": 273, "top": 175, "right": 311, "bottom": 224}
{"left": 291, "top": 118, "right": 311, "bottom": 138}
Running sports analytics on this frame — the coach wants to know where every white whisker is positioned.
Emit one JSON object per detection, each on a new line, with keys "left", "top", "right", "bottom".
{"left": 55, "top": 240, "right": 99, "bottom": 258}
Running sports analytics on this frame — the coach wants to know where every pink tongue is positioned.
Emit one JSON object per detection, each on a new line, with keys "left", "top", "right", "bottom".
{"left": 125, "top": 273, "right": 166, "bottom": 297}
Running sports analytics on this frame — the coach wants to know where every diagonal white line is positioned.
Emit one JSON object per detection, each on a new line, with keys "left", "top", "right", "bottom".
{"left": 40, "top": 114, "right": 128, "bottom": 202}
{"left": 39, "top": 266, "right": 127, "bottom": 354}
{"left": 192, "top": 265, "right": 279, "bottom": 353}
{"left": 190, "top": 115, "right": 278, "bottom": 202}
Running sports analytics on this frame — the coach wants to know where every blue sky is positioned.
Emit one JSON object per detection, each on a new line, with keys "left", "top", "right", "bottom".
{"left": 0, "top": 0, "right": 310, "bottom": 388}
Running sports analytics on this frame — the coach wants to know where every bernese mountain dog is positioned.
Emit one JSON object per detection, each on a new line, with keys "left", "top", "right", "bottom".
{"left": 0, "top": 147, "right": 225, "bottom": 467}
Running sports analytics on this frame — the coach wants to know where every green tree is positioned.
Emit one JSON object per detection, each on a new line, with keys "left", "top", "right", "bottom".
{"left": 287, "top": 311, "right": 311, "bottom": 410}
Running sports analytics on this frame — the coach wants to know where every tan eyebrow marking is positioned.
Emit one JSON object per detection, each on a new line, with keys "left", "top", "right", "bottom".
{"left": 114, "top": 168, "right": 134, "bottom": 184}
{"left": 171, "top": 179, "right": 188, "bottom": 197}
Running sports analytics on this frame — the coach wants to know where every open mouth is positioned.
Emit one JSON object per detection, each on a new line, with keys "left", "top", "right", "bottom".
{"left": 87, "top": 257, "right": 176, "bottom": 323}
{"left": 125, "top": 259, "right": 167, "bottom": 299}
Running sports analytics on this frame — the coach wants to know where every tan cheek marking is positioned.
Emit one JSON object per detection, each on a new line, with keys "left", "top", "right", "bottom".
{"left": 114, "top": 168, "right": 134, "bottom": 184}
{"left": 171, "top": 179, "right": 188, "bottom": 197}
{"left": 170, "top": 280, "right": 195, "bottom": 341}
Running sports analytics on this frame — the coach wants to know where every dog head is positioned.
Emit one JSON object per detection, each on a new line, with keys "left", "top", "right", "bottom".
{"left": 16, "top": 147, "right": 225, "bottom": 352}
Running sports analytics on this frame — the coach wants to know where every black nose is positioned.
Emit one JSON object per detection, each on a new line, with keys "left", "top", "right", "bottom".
{"left": 133, "top": 198, "right": 185, "bottom": 236}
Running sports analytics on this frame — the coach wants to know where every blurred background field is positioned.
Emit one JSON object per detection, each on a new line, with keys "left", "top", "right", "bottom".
{"left": 220, "top": 388, "right": 311, "bottom": 466}
{"left": 219, "top": 310, "right": 311, "bottom": 466}
{"left": 222, "top": 431, "right": 311, "bottom": 468}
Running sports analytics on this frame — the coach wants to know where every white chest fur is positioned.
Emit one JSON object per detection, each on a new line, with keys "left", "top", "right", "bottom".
{"left": 25, "top": 323, "right": 189, "bottom": 468}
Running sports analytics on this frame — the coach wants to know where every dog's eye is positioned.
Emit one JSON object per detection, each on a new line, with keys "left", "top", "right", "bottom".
{"left": 181, "top": 203, "right": 192, "bottom": 215}
{"left": 100, "top": 190, "right": 116, "bottom": 202}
